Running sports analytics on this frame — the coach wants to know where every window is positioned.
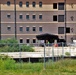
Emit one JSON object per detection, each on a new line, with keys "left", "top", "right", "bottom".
{"left": 20, "top": 39, "right": 23, "bottom": 43}
{"left": 58, "top": 27, "right": 64, "bottom": 34}
{"left": 39, "top": 15, "right": 42, "bottom": 19}
{"left": 26, "top": 2, "right": 29, "bottom": 7}
{"left": 33, "top": 27, "right": 36, "bottom": 31}
{"left": 39, "top": 27, "right": 42, "bottom": 32}
{"left": 19, "top": 27, "right": 23, "bottom": 31}
{"left": 7, "top": 1, "right": 10, "bottom": 6}
{"left": 26, "top": 27, "right": 30, "bottom": 31}
{"left": 58, "top": 15, "right": 64, "bottom": 22}
{"left": 39, "top": 2, "right": 42, "bottom": 7}
{"left": 32, "top": 15, "right": 36, "bottom": 19}
{"left": 32, "top": 2, "right": 36, "bottom": 7}
{"left": 19, "top": 14, "right": 23, "bottom": 19}
{"left": 7, "top": 14, "right": 11, "bottom": 18}
{"left": 7, "top": 26, "right": 11, "bottom": 31}
{"left": 53, "top": 15, "right": 57, "bottom": 21}
{"left": 19, "top": 1, "right": 23, "bottom": 7}
{"left": 53, "top": 3, "right": 57, "bottom": 9}
{"left": 66, "top": 27, "right": 70, "bottom": 33}
{"left": 58, "top": 3, "right": 64, "bottom": 10}
{"left": 33, "top": 39, "right": 36, "bottom": 43}
{"left": 26, "top": 15, "right": 29, "bottom": 19}
{"left": 26, "top": 39, "right": 30, "bottom": 43}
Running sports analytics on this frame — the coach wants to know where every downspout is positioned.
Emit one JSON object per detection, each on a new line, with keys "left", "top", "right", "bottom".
{"left": 14, "top": 0, "right": 17, "bottom": 39}
{"left": 0, "top": 1, "right": 1, "bottom": 40}
{"left": 64, "top": 0, "right": 66, "bottom": 44}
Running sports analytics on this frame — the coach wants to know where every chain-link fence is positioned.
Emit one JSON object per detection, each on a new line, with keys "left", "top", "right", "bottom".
{"left": 0, "top": 42, "right": 76, "bottom": 69}
{"left": 41, "top": 42, "right": 76, "bottom": 69}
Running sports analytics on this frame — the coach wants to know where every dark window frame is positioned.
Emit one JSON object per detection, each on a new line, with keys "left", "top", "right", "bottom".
{"left": 19, "top": 1, "right": 23, "bottom": 7}
{"left": 26, "top": 27, "right": 30, "bottom": 32}
{"left": 66, "top": 27, "right": 70, "bottom": 33}
{"left": 7, "top": 14, "right": 11, "bottom": 18}
{"left": 33, "top": 27, "right": 36, "bottom": 31}
{"left": 39, "top": 2, "right": 42, "bottom": 7}
{"left": 33, "top": 39, "right": 36, "bottom": 43}
{"left": 53, "top": 15, "right": 57, "bottom": 21}
{"left": 7, "top": 26, "right": 11, "bottom": 31}
{"left": 20, "top": 39, "right": 23, "bottom": 43}
{"left": 19, "top": 27, "right": 23, "bottom": 31}
{"left": 58, "top": 3, "right": 64, "bottom": 10}
{"left": 39, "top": 27, "right": 42, "bottom": 32}
{"left": 58, "top": 15, "right": 64, "bottom": 22}
{"left": 39, "top": 15, "right": 42, "bottom": 19}
{"left": 26, "top": 39, "right": 30, "bottom": 43}
{"left": 32, "top": 2, "right": 36, "bottom": 7}
{"left": 32, "top": 15, "right": 36, "bottom": 19}
{"left": 53, "top": 3, "right": 57, "bottom": 9}
{"left": 26, "top": 2, "right": 29, "bottom": 7}
{"left": 26, "top": 15, "right": 29, "bottom": 20}
{"left": 19, "top": 14, "right": 23, "bottom": 19}
{"left": 58, "top": 27, "right": 64, "bottom": 34}
{"left": 7, "top": 1, "right": 11, "bottom": 6}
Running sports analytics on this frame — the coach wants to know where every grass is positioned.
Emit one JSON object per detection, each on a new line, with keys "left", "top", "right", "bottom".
{"left": 0, "top": 58, "right": 76, "bottom": 75}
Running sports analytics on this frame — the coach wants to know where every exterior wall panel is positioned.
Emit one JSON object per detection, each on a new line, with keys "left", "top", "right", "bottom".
{"left": 1, "top": 23, "right": 15, "bottom": 34}
{"left": 1, "top": 11, "right": 14, "bottom": 22}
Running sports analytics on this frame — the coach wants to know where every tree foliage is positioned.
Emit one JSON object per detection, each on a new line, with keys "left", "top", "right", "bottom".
{"left": 0, "top": 38, "right": 34, "bottom": 52}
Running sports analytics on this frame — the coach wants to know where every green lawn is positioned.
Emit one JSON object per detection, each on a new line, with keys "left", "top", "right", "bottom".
{"left": 0, "top": 59, "right": 76, "bottom": 75}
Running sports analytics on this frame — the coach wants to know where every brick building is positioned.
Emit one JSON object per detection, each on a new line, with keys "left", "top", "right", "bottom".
{"left": 0, "top": 0, "right": 76, "bottom": 44}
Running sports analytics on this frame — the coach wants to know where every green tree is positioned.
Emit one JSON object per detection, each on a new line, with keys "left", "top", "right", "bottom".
{"left": 0, "top": 38, "right": 34, "bottom": 52}
{"left": 20, "top": 45, "right": 34, "bottom": 52}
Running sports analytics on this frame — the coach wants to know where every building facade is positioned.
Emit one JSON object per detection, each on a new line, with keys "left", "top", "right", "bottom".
{"left": 0, "top": 0, "right": 76, "bottom": 44}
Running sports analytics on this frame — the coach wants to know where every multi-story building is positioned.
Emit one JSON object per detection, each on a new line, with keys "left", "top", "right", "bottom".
{"left": 0, "top": 0, "right": 76, "bottom": 44}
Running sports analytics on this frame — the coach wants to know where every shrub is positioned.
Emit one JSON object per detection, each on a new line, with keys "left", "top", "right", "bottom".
{"left": 0, "top": 38, "right": 34, "bottom": 52}
{"left": 0, "top": 54, "right": 16, "bottom": 70}
{"left": 65, "top": 52, "right": 70, "bottom": 56}
{"left": 0, "top": 54, "right": 10, "bottom": 60}
{"left": 20, "top": 45, "right": 34, "bottom": 52}
{"left": 3, "top": 58, "right": 16, "bottom": 70}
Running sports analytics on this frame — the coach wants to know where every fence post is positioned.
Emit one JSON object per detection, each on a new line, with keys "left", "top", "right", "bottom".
{"left": 69, "top": 45, "right": 72, "bottom": 58}
{"left": 52, "top": 45, "right": 54, "bottom": 62}
{"left": 48, "top": 43, "right": 50, "bottom": 62}
{"left": 44, "top": 43, "right": 46, "bottom": 69}
{"left": 19, "top": 44, "right": 21, "bottom": 62}
{"left": 62, "top": 42, "right": 64, "bottom": 59}
{"left": 29, "top": 57, "right": 31, "bottom": 63}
